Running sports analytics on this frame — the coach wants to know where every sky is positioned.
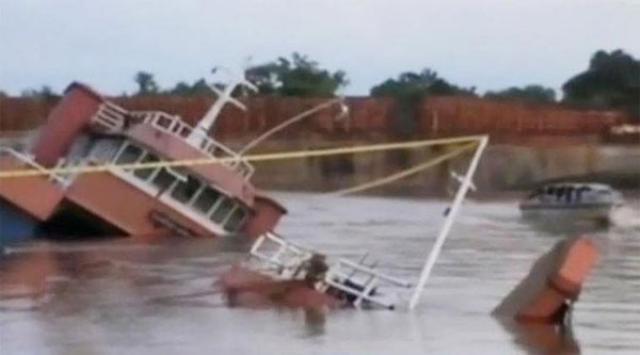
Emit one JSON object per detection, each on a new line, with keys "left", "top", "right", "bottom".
{"left": 1, "top": 0, "right": 639, "bottom": 97}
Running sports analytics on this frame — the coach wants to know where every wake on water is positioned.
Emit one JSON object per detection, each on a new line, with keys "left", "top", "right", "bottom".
{"left": 611, "top": 203, "right": 640, "bottom": 229}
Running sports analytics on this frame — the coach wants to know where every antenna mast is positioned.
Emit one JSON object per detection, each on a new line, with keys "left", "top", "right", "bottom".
{"left": 187, "top": 70, "right": 257, "bottom": 147}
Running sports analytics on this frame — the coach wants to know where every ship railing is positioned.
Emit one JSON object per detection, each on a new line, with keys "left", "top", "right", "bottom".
{"left": 130, "top": 111, "right": 255, "bottom": 179}
{"left": 319, "top": 258, "right": 412, "bottom": 309}
{"left": 92, "top": 102, "right": 129, "bottom": 132}
{"left": 0, "top": 147, "right": 70, "bottom": 185}
{"left": 248, "top": 232, "right": 314, "bottom": 278}
{"left": 248, "top": 232, "right": 412, "bottom": 309}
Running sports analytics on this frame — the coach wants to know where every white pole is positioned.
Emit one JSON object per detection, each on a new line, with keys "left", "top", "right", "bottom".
{"left": 187, "top": 73, "right": 258, "bottom": 148}
{"left": 408, "top": 135, "right": 489, "bottom": 310}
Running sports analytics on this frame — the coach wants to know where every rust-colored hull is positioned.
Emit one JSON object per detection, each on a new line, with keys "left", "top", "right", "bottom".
{"left": 218, "top": 265, "right": 342, "bottom": 310}
{"left": 493, "top": 235, "right": 599, "bottom": 324}
{"left": 0, "top": 156, "right": 64, "bottom": 221}
{"left": 65, "top": 171, "right": 209, "bottom": 237}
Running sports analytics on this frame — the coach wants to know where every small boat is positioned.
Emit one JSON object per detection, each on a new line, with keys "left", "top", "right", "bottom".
{"left": 519, "top": 183, "right": 623, "bottom": 224}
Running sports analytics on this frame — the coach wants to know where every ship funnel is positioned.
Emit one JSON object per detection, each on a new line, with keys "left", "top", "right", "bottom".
{"left": 187, "top": 69, "right": 257, "bottom": 147}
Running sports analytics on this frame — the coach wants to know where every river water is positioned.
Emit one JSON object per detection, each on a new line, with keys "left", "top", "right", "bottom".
{"left": 1, "top": 193, "right": 639, "bottom": 354}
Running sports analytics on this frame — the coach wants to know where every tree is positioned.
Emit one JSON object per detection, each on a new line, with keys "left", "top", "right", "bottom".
{"left": 167, "top": 79, "right": 215, "bottom": 96}
{"left": 168, "top": 81, "right": 193, "bottom": 96}
{"left": 485, "top": 85, "right": 556, "bottom": 103}
{"left": 562, "top": 49, "right": 640, "bottom": 117}
{"left": 134, "top": 71, "right": 159, "bottom": 95}
{"left": 246, "top": 53, "right": 348, "bottom": 97}
{"left": 20, "top": 86, "right": 58, "bottom": 100}
{"left": 370, "top": 68, "right": 475, "bottom": 99}
{"left": 370, "top": 68, "right": 475, "bottom": 136}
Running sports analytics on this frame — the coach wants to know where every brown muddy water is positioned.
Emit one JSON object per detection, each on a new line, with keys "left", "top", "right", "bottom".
{"left": 1, "top": 193, "right": 639, "bottom": 354}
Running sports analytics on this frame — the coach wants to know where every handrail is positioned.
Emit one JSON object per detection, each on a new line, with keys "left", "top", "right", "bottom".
{"left": 336, "top": 258, "right": 412, "bottom": 288}
{"left": 93, "top": 102, "right": 129, "bottom": 132}
{"left": 129, "top": 111, "right": 255, "bottom": 179}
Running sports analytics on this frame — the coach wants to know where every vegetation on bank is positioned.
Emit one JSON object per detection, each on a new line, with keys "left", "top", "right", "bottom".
{"left": 6, "top": 50, "right": 639, "bottom": 119}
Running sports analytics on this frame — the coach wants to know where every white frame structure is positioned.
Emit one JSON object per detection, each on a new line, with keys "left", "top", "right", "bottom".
{"left": 408, "top": 135, "right": 488, "bottom": 310}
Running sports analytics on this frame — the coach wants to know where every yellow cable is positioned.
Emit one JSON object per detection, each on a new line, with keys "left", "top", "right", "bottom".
{"left": 327, "top": 142, "right": 477, "bottom": 196}
{"left": 0, "top": 135, "right": 486, "bottom": 179}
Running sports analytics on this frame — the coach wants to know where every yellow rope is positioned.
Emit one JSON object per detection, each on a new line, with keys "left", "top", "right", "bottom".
{"left": 0, "top": 135, "right": 486, "bottom": 179}
{"left": 327, "top": 142, "right": 477, "bottom": 196}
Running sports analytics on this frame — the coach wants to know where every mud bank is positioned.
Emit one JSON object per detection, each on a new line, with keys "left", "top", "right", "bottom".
{"left": 241, "top": 140, "right": 640, "bottom": 196}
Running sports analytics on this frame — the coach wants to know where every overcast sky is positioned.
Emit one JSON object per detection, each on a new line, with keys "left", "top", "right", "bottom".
{"left": 1, "top": 0, "right": 638, "bottom": 96}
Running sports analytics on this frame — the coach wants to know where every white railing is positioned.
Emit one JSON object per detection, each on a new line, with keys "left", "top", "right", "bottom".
{"left": 130, "top": 111, "right": 255, "bottom": 179}
{"left": 249, "top": 232, "right": 313, "bottom": 278}
{"left": 92, "top": 102, "right": 129, "bottom": 132}
{"left": 90, "top": 102, "right": 254, "bottom": 179}
{"left": 321, "top": 258, "right": 411, "bottom": 309}
{"left": 248, "top": 232, "right": 411, "bottom": 309}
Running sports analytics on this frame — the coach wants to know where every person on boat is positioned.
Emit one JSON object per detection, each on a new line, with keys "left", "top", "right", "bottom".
{"left": 302, "top": 253, "right": 329, "bottom": 288}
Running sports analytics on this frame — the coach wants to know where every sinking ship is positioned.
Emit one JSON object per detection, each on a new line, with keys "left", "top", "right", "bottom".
{"left": 0, "top": 79, "right": 286, "bottom": 246}
{"left": 1, "top": 76, "right": 499, "bottom": 312}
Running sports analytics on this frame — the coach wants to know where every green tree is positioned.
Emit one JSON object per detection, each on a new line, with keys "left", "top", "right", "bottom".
{"left": 20, "top": 86, "right": 58, "bottom": 100}
{"left": 370, "top": 68, "right": 475, "bottom": 136}
{"left": 246, "top": 53, "right": 348, "bottom": 97}
{"left": 370, "top": 68, "right": 475, "bottom": 99}
{"left": 562, "top": 49, "right": 640, "bottom": 117}
{"left": 168, "top": 81, "right": 193, "bottom": 96}
{"left": 167, "top": 79, "right": 215, "bottom": 96}
{"left": 485, "top": 85, "right": 556, "bottom": 103}
{"left": 134, "top": 71, "right": 159, "bottom": 95}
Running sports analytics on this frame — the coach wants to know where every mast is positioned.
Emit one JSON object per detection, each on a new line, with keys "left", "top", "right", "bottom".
{"left": 408, "top": 135, "right": 488, "bottom": 310}
{"left": 186, "top": 73, "right": 257, "bottom": 148}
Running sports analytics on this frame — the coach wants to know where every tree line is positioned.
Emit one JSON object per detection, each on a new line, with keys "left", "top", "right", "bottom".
{"left": 9, "top": 49, "right": 640, "bottom": 118}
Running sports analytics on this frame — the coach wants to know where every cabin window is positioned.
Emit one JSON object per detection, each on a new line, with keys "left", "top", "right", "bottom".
{"left": 90, "top": 139, "right": 122, "bottom": 162}
{"left": 224, "top": 207, "right": 247, "bottom": 232}
{"left": 151, "top": 168, "right": 178, "bottom": 192}
{"left": 193, "top": 187, "right": 222, "bottom": 214}
{"left": 211, "top": 198, "right": 234, "bottom": 223}
{"left": 157, "top": 115, "right": 174, "bottom": 130}
{"left": 116, "top": 143, "right": 144, "bottom": 165}
{"left": 134, "top": 153, "right": 159, "bottom": 180}
{"left": 171, "top": 176, "right": 202, "bottom": 203}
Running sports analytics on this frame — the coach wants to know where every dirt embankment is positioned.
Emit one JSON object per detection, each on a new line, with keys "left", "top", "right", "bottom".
{"left": 1, "top": 95, "right": 632, "bottom": 143}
